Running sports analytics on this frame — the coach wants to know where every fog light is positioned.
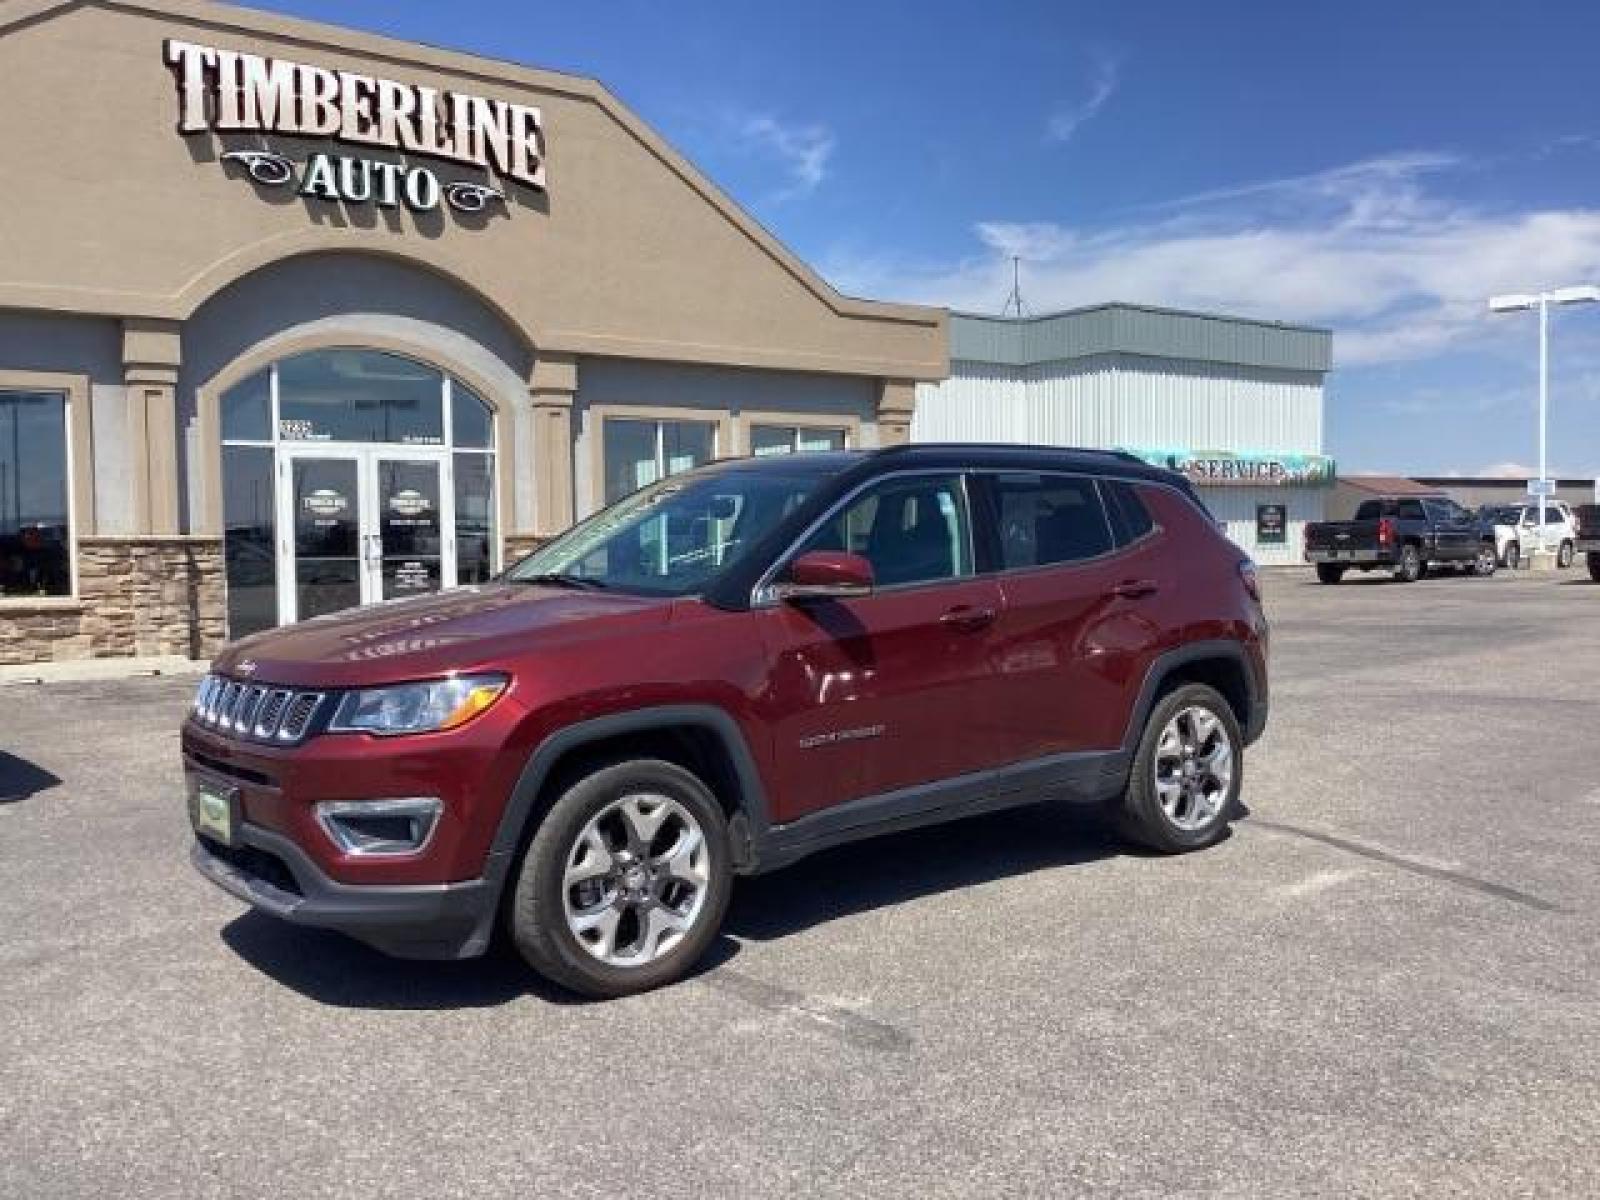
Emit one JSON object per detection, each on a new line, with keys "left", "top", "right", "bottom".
{"left": 315, "top": 798, "right": 442, "bottom": 857}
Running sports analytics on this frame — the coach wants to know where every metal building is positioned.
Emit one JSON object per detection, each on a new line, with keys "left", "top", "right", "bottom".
{"left": 912, "top": 305, "right": 1334, "bottom": 565}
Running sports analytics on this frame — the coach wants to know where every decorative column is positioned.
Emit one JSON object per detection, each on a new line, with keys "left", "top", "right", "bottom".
{"left": 518, "top": 352, "right": 578, "bottom": 555}
{"left": 121, "top": 318, "right": 182, "bottom": 535}
{"left": 876, "top": 378, "right": 917, "bottom": 447}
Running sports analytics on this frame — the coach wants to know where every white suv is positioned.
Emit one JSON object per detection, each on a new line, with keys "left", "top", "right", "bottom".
{"left": 1480, "top": 502, "right": 1579, "bottom": 569}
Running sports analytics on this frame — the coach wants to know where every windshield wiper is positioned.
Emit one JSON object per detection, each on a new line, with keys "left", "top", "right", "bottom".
{"left": 510, "top": 572, "right": 610, "bottom": 591}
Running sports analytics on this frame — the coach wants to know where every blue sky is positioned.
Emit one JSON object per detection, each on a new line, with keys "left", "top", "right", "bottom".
{"left": 260, "top": 0, "right": 1600, "bottom": 476}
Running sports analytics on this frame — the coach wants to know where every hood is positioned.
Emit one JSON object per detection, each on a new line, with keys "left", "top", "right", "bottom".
{"left": 211, "top": 583, "right": 675, "bottom": 687}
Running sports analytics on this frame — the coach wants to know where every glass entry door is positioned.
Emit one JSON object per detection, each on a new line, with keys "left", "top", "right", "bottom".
{"left": 277, "top": 448, "right": 456, "bottom": 624}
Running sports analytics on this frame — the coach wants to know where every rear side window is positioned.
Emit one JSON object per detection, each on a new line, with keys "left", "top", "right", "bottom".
{"left": 1397, "top": 499, "right": 1426, "bottom": 520}
{"left": 1102, "top": 480, "right": 1156, "bottom": 546}
{"left": 1354, "top": 500, "right": 1384, "bottom": 520}
{"left": 990, "top": 473, "right": 1113, "bottom": 568}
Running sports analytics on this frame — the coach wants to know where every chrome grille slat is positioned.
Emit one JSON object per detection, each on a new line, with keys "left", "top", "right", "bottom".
{"left": 191, "top": 674, "right": 324, "bottom": 745}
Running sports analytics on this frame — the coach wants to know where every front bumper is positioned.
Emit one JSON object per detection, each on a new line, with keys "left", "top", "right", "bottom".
{"left": 191, "top": 823, "right": 496, "bottom": 960}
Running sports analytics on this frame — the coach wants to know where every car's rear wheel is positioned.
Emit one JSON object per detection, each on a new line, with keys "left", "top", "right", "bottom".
{"left": 509, "top": 759, "right": 732, "bottom": 998}
{"left": 1589, "top": 552, "right": 1600, "bottom": 583}
{"left": 1315, "top": 563, "right": 1345, "bottom": 584}
{"left": 1558, "top": 540, "right": 1575, "bottom": 568}
{"left": 1473, "top": 544, "right": 1498, "bottom": 576}
{"left": 1115, "top": 683, "right": 1241, "bottom": 854}
{"left": 1394, "top": 544, "right": 1423, "bottom": 583}
{"left": 1504, "top": 542, "right": 1521, "bottom": 570}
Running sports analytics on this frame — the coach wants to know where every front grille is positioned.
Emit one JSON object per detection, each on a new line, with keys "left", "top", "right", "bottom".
{"left": 192, "top": 673, "right": 325, "bottom": 745}
{"left": 197, "top": 834, "right": 304, "bottom": 897}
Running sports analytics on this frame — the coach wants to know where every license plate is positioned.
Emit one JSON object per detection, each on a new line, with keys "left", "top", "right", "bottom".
{"left": 188, "top": 776, "right": 238, "bottom": 846}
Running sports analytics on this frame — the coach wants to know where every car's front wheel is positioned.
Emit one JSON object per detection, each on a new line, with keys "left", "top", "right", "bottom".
{"left": 1558, "top": 539, "right": 1575, "bottom": 568}
{"left": 509, "top": 759, "right": 732, "bottom": 998}
{"left": 1504, "top": 541, "right": 1521, "bottom": 570}
{"left": 1589, "top": 551, "right": 1600, "bottom": 583}
{"left": 1115, "top": 683, "right": 1242, "bottom": 853}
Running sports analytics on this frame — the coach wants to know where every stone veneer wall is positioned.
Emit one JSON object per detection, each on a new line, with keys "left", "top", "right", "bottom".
{"left": 502, "top": 534, "right": 549, "bottom": 565}
{"left": 0, "top": 537, "right": 225, "bottom": 665}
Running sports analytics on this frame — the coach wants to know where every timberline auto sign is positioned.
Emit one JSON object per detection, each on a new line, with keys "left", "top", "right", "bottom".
{"left": 164, "top": 40, "right": 546, "bottom": 215}
{"left": 1121, "top": 448, "right": 1336, "bottom": 488}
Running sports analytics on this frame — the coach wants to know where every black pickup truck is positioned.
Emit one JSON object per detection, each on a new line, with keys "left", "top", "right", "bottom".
{"left": 1304, "top": 494, "right": 1498, "bottom": 584}
{"left": 1575, "top": 504, "right": 1600, "bottom": 582}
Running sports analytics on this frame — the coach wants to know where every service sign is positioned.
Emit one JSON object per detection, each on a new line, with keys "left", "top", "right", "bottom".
{"left": 165, "top": 40, "right": 545, "bottom": 216}
{"left": 1121, "top": 448, "right": 1336, "bottom": 488}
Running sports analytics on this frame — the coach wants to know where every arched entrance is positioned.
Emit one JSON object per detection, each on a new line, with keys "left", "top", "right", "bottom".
{"left": 220, "top": 347, "right": 497, "bottom": 636}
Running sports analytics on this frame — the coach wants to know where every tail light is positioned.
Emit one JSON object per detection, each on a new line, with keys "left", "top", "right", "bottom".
{"left": 1377, "top": 516, "right": 1396, "bottom": 546}
{"left": 1238, "top": 559, "right": 1261, "bottom": 603}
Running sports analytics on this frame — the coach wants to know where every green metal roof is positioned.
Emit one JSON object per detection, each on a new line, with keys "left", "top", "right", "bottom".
{"left": 950, "top": 303, "right": 1333, "bottom": 374}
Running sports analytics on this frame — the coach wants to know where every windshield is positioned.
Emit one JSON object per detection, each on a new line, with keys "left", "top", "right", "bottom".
{"left": 505, "top": 468, "right": 828, "bottom": 596}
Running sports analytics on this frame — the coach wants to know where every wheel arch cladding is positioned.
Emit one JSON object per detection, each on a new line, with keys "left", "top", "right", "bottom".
{"left": 489, "top": 706, "right": 770, "bottom": 894}
{"left": 1126, "top": 641, "right": 1255, "bottom": 752}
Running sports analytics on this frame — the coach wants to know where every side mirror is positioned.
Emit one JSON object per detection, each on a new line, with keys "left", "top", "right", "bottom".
{"left": 773, "top": 551, "right": 874, "bottom": 602}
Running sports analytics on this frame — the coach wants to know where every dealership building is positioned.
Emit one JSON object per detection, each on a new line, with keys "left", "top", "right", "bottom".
{"left": 0, "top": 0, "right": 947, "bottom": 666}
{"left": 0, "top": 1, "right": 1335, "bottom": 669}
{"left": 913, "top": 307, "right": 1335, "bottom": 566}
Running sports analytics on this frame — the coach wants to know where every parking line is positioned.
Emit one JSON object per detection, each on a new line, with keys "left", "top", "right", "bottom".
{"left": 1247, "top": 818, "right": 1563, "bottom": 913}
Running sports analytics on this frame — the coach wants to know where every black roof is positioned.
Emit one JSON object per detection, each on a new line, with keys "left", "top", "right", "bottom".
{"left": 699, "top": 442, "right": 1184, "bottom": 488}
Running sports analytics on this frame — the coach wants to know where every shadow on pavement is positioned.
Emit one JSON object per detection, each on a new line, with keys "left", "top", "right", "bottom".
{"left": 0, "top": 751, "right": 62, "bottom": 803}
{"left": 726, "top": 802, "right": 1132, "bottom": 943}
{"left": 220, "top": 802, "right": 1139, "bottom": 1006}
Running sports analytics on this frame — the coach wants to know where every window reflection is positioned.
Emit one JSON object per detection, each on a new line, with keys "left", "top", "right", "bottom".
{"left": 0, "top": 391, "right": 71, "bottom": 598}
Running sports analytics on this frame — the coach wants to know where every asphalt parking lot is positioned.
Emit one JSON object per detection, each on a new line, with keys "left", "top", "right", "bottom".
{"left": 3, "top": 569, "right": 1598, "bottom": 1198}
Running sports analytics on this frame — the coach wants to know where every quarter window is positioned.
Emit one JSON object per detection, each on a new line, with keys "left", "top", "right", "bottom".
{"left": 751, "top": 425, "right": 847, "bottom": 456}
{"left": 797, "top": 474, "right": 973, "bottom": 588}
{"left": 1103, "top": 480, "right": 1156, "bottom": 546}
{"left": 602, "top": 418, "right": 717, "bottom": 504}
{"left": 990, "top": 473, "right": 1113, "bottom": 568}
{"left": 0, "top": 390, "right": 72, "bottom": 598}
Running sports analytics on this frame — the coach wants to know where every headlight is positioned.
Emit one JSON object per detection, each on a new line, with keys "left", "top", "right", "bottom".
{"left": 328, "top": 673, "right": 508, "bottom": 736}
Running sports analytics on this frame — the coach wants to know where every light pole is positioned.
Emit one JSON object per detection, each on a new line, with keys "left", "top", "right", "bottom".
{"left": 1488, "top": 284, "right": 1600, "bottom": 560}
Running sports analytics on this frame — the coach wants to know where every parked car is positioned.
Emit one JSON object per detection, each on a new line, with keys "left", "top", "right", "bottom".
{"left": 1477, "top": 506, "right": 1523, "bottom": 569}
{"left": 1481, "top": 501, "right": 1580, "bottom": 568}
{"left": 182, "top": 444, "right": 1269, "bottom": 997}
{"left": 1574, "top": 503, "right": 1600, "bottom": 582}
{"left": 1303, "top": 494, "right": 1497, "bottom": 583}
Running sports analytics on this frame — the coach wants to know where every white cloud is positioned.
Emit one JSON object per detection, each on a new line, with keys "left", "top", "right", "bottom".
{"left": 1478, "top": 461, "right": 1538, "bottom": 478}
{"left": 823, "top": 153, "right": 1600, "bottom": 367}
{"left": 737, "top": 114, "right": 835, "bottom": 197}
{"left": 1047, "top": 52, "right": 1119, "bottom": 143}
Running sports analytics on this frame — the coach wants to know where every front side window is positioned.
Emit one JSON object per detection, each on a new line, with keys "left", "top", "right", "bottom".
{"left": 797, "top": 474, "right": 973, "bottom": 588}
{"left": 751, "top": 425, "right": 847, "bottom": 457}
{"left": 0, "top": 390, "right": 71, "bottom": 598}
{"left": 512, "top": 467, "right": 824, "bottom": 596}
{"left": 603, "top": 418, "right": 717, "bottom": 504}
{"left": 990, "top": 473, "right": 1113, "bottom": 569}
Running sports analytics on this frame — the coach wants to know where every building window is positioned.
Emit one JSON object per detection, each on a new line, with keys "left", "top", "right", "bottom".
{"left": 0, "top": 390, "right": 72, "bottom": 598}
{"left": 602, "top": 417, "right": 717, "bottom": 503}
{"left": 751, "top": 424, "right": 847, "bottom": 457}
{"left": 452, "top": 380, "right": 496, "bottom": 585}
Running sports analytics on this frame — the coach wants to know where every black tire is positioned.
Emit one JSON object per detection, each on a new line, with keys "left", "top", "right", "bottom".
{"left": 1115, "top": 683, "right": 1242, "bottom": 854}
{"left": 508, "top": 759, "right": 733, "bottom": 998}
{"left": 1589, "top": 552, "right": 1600, "bottom": 583}
{"left": 1315, "top": 563, "right": 1345, "bottom": 584}
{"left": 1473, "top": 543, "right": 1497, "bottom": 577}
{"left": 1558, "top": 540, "right": 1575, "bottom": 569}
{"left": 1504, "top": 542, "right": 1521, "bottom": 570}
{"left": 1393, "top": 543, "right": 1423, "bottom": 583}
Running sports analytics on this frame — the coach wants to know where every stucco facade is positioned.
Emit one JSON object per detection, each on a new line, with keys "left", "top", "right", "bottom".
{"left": 0, "top": 0, "right": 947, "bottom": 663}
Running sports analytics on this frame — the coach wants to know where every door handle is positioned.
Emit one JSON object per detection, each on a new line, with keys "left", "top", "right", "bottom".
{"left": 1112, "top": 579, "right": 1159, "bottom": 600}
{"left": 938, "top": 604, "right": 997, "bottom": 632}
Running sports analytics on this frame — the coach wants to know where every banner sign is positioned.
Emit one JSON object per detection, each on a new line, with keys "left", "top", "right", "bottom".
{"left": 1120, "top": 448, "right": 1336, "bottom": 488}
{"left": 165, "top": 40, "right": 545, "bottom": 216}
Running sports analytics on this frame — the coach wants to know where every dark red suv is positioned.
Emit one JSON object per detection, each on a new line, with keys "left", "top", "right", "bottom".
{"left": 184, "top": 444, "right": 1268, "bottom": 997}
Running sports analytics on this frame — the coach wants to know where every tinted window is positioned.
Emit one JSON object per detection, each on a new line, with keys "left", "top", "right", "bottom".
{"left": 798, "top": 474, "right": 973, "bottom": 588}
{"left": 1354, "top": 500, "right": 1384, "bottom": 520}
{"left": 0, "top": 390, "right": 71, "bottom": 597}
{"left": 222, "top": 444, "right": 276, "bottom": 636}
{"left": 1397, "top": 499, "right": 1426, "bottom": 520}
{"left": 991, "top": 473, "right": 1112, "bottom": 568}
{"left": 277, "top": 349, "right": 444, "bottom": 445}
{"left": 1103, "top": 479, "right": 1155, "bottom": 546}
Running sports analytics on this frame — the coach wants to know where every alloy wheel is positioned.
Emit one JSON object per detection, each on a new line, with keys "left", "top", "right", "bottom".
{"left": 1153, "top": 706, "right": 1234, "bottom": 831}
{"left": 561, "top": 793, "right": 710, "bottom": 967}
